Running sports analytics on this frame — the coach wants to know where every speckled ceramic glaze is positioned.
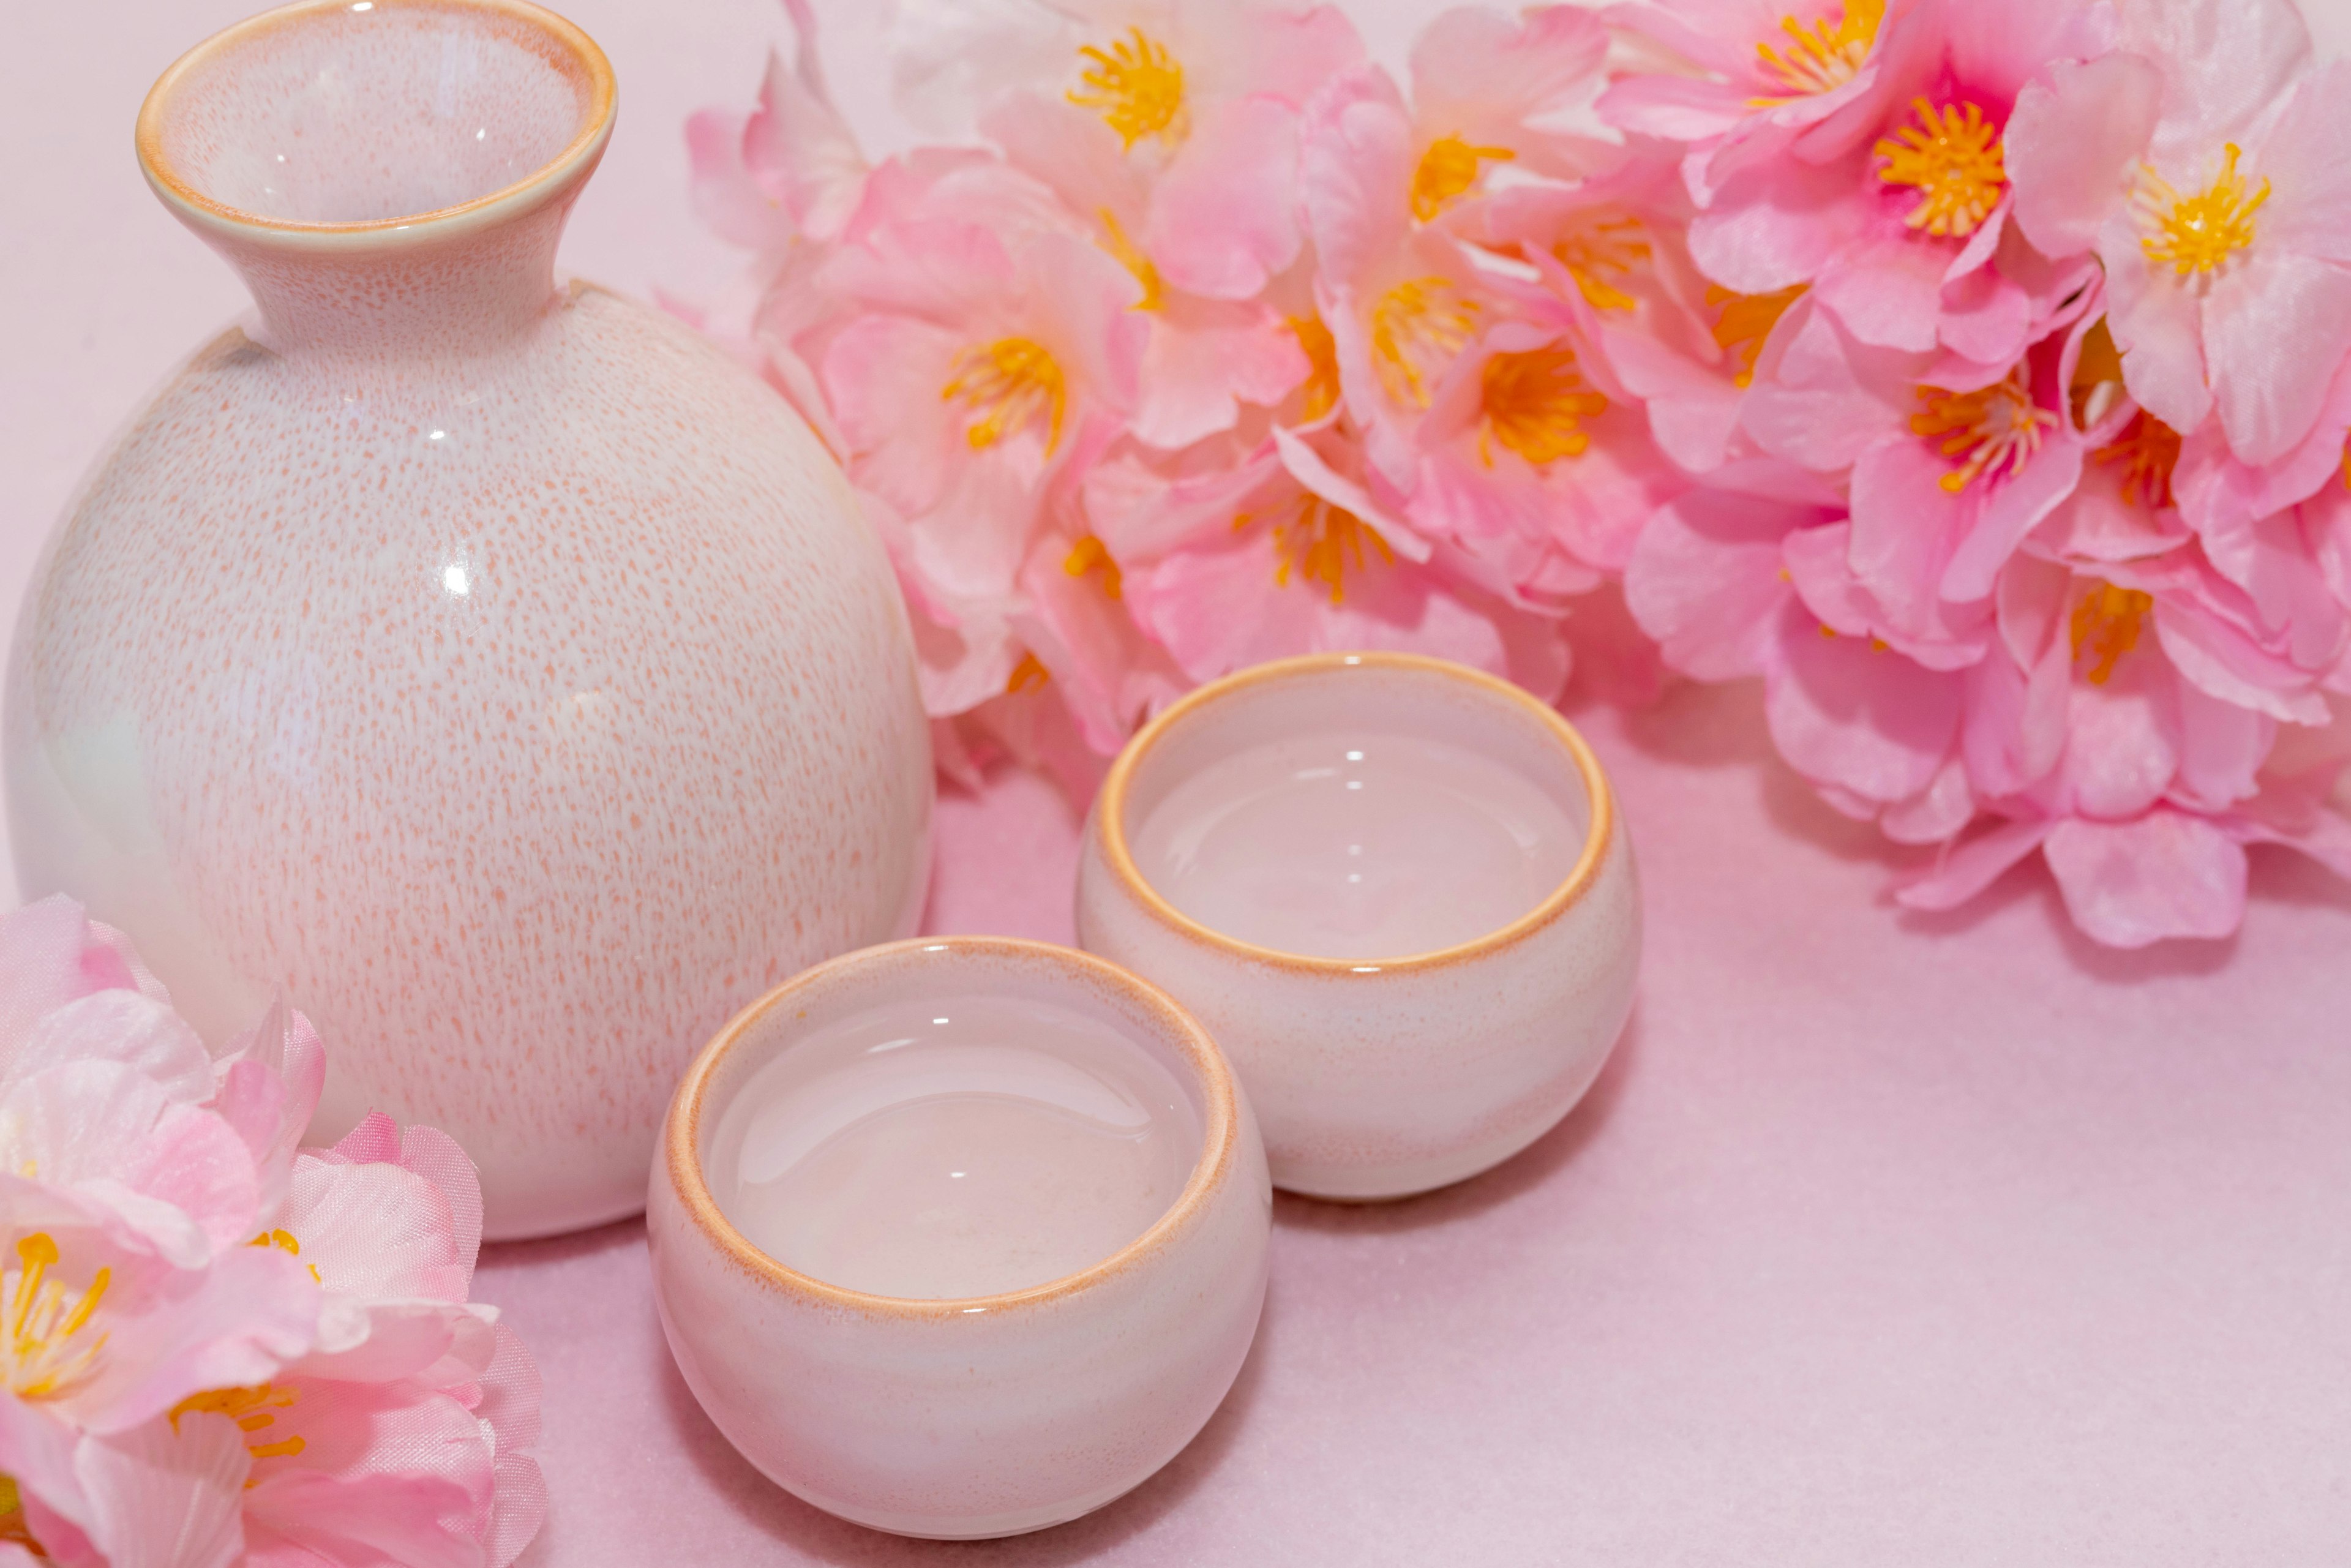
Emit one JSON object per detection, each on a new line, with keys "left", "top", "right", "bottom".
{"left": 1077, "top": 653, "right": 1640, "bottom": 1201}
{"left": 4, "top": 0, "right": 932, "bottom": 1237}
{"left": 648, "top": 937, "right": 1271, "bottom": 1540}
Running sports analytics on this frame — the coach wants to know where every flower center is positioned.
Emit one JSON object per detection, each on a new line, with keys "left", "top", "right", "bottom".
{"left": 1480, "top": 347, "right": 1609, "bottom": 467}
{"left": 1370, "top": 278, "right": 1479, "bottom": 407}
{"left": 1003, "top": 651, "right": 1050, "bottom": 695}
{"left": 1753, "top": 0, "right": 1883, "bottom": 100}
{"left": 2134, "top": 144, "right": 2269, "bottom": 278}
{"left": 942, "top": 339, "right": 1067, "bottom": 454}
{"left": 1875, "top": 98, "right": 2004, "bottom": 238}
{"left": 1288, "top": 315, "right": 1341, "bottom": 422}
{"left": 1548, "top": 212, "right": 1651, "bottom": 312}
{"left": 2092, "top": 411, "right": 2180, "bottom": 509}
{"left": 1412, "top": 135, "right": 1516, "bottom": 222}
{"left": 7, "top": 1234, "right": 109, "bottom": 1401}
{"left": 1239, "top": 493, "right": 1395, "bottom": 606}
{"left": 1708, "top": 284, "right": 1806, "bottom": 388}
{"left": 171, "top": 1382, "right": 307, "bottom": 1479}
{"left": 1070, "top": 28, "right": 1185, "bottom": 150}
{"left": 2069, "top": 582, "right": 2153, "bottom": 685}
{"left": 249, "top": 1226, "right": 323, "bottom": 1283}
{"left": 1062, "top": 535, "right": 1123, "bottom": 599}
{"left": 1910, "top": 369, "right": 2055, "bottom": 492}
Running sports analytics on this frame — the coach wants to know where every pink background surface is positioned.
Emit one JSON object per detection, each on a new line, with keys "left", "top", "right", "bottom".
{"left": 9, "top": 1, "right": 2351, "bottom": 1560}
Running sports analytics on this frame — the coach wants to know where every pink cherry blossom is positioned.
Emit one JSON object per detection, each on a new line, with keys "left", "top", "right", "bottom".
{"left": 978, "top": 90, "right": 1313, "bottom": 449}
{"left": 1607, "top": 0, "right": 2109, "bottom": 360}
{"left": 1097, "top": 423, "right": 1572, "bottom": 696}
{"left": 2007, "top": 0, "right": 2351, "bottom": 464}
{"left": 686, "top": 0, "right": 865, "bottom": 253}
{"left": 1298, "top": 12, "right": 1621, "bottom": 493}
{"left": 0, "top": 902, "right": 542, "bottom": 1566}
{"left": 1899, "top": 541, "right": 2349, "bottom": 943}
{"left": 894, "top": 0, "right": 1362, "bottom": 297}
{"left": 816, "top": 156, "right": 1149, "bottom": 714}
{"left": 231, "top": 1114, "right": 543, "bottom": 1568}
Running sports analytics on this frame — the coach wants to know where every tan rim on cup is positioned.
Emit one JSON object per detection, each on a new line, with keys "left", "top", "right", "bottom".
{"left": 135, "top": 0, "right": 617, "bottom": 248}
{"left": 663, "top": 937, "right": 1242, "bottom": 1319}
{"left": 1093, "top": 651, "right": 1618, "bottom": 975}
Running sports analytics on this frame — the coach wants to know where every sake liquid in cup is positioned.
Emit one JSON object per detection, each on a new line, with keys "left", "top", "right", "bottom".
{"left": 1130, "top": 730, "right": 1583, "bottom": 960}
{"left": 705, "top": 994, "right": 1202, "bottom": 1299}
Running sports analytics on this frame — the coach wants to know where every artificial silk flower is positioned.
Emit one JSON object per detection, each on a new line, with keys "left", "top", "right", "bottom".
{"left": 978, "top": 91, "right": 1315, "bottom": 448}
{"left": 1101, "top": 422, "right": 1571, "bottom": 696}
{"left": 1599, "top": 0, "right": 1916, "bottom": 201}
{"left": 897, "top": 0, "right": 1363, "bottom": 297}
{"left": 0, "top": 901, "right": 544, "bottom": 1566}
{"left": 2007, "top": 0, "right": 2351, "bottom": 464}
{"left": 1608, "top": 0, "right": 2110, "bottom": 359}
{"left": 686, "top": 0, "right": 864, "bottom": 253}
{"left": 681, "top": 0, "right": 2351, "bottom": 945}
{"left": 819, "top": 167, "right": 1149, "bottom": 608}
{"left": 1403, "top": 312, "right": 1687, "bottom": 610}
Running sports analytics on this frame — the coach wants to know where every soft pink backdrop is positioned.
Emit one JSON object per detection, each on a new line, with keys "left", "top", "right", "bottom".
{"left": 9, "top": 1, "right": 2351, "bottom": 1561}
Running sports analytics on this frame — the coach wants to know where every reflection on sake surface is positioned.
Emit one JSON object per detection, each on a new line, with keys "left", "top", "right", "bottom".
{"left": 1133, "top": 732, "right": 1581, "bottom": 960}
{"left": 709, "top": 996, "right": 1201, "bottom": 1299}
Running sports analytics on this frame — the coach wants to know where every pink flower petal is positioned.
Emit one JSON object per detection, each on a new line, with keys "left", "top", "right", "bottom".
{"left": 2202, "top": 251, "right": 2351, "bottom": 467}
{"left": 2006, "top": 52, "right": 2164, "bottom": 259}
{"left": 1894, "top": 815, "right": 2055, "bottom": 910}
{"left": 75, "top": 1414, "right": 249, "bottom": 1568}
{"left": 2099, "top": 212, "right": 2214, "bottom": 437}
{"left": 2043, "top": 808, "right": 2248, "bottom": 946}
{"left": 1623, "top": 490, "right": 1809, "bottom": 681}
{"left": 1767, "top": 601, "right": 1965, "bottom": 805}
{"left": 1150, "top": 97, "right": 1307, "bottom": 299}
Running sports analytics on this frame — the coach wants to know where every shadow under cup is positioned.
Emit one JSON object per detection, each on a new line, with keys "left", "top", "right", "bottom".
{"left": 1076, "top": 653, "right": 1643, "bottom": 1200}
{"left": 647, "top": 938, "right": 1272, "bottom": 1540}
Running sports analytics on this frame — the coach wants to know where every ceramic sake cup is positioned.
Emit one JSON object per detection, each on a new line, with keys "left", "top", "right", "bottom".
{"left": 647, "top": 937, "right": 1271, "bottom": 1540}
{"left": 1076, "top": 652, "right": 1640, "bottom": 1201}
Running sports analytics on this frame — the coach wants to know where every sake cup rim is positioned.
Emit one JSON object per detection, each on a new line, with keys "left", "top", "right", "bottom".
{"left": 136, "top": 0, "right": 617, "bottom": 250}
{"left": 662, "top": 936, "right": 1241, "bottom": 1318}
{"left": 1094, "top": 651, "right": 1618, "bottom": 975}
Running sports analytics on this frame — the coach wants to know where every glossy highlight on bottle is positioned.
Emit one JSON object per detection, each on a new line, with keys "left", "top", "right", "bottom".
{"left": 706, "top": 994, "right": 1202, "bottom": 1299}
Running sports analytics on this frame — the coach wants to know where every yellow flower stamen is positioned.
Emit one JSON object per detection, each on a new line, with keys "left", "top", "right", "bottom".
{"left": 1753, "top": 0, "right": 1884, "bottom": 101}
{"left": 248, "top": 1226, "right": 323, "bottom": 1282}
{"left": 1237, "top": 493, "right": 1395, "bottom": 606}
{"left": 0, "top": 1473, "right": 37, "bottom": 1555}
{"left": 1708, "top": 283, "right": 1806, "bottom": 388}
{"left": 2093, "top": 411, "right": 2181, "bottom": 510}
{"left": 2134, "top": 143, "right": 2269, "bottom": 278}
{"left": 1412, "top": 135, "right": 1516, "bottom": 222}
{"left": 1480, "top": 347, "right": 1609, "bottom": 467}
{"left": 7, "top": 1234, "right": 110, "bottom": 1402}
{"left": 1874, "top": 98, "right": 2005, "bottom": 238}
{"left": 1004, "top": 651, "right": 1050, "bottom": 694}
{"left": 1910, "top": 367, "right": 2055, "bottom": 492}
{"left": 1098, "top": 210, "right": 1163, "bottom": 311}
{"left": 171, "top": 1383, "right": 307, "bottom": 1480}
{"left": 942, "top": 338, "right": 1067, "bottom": 454}
{"left": 1070, "top": 28, "right": 1185, "bottom": 150}
{"left": 1370, "top": 277, "right": 1479, "bottom": 407}
{"left": 1288, "top": 315, "right": 1341, "bottom": 422}
{"left": 1063, "top": 535, "right": 1123, "bottom": 599}
{"left": 1549, "top": 212, "right": 1651, "bottom": 312}
{"left": 2069, "top": 582, "right": 2153, "bottom": 685}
